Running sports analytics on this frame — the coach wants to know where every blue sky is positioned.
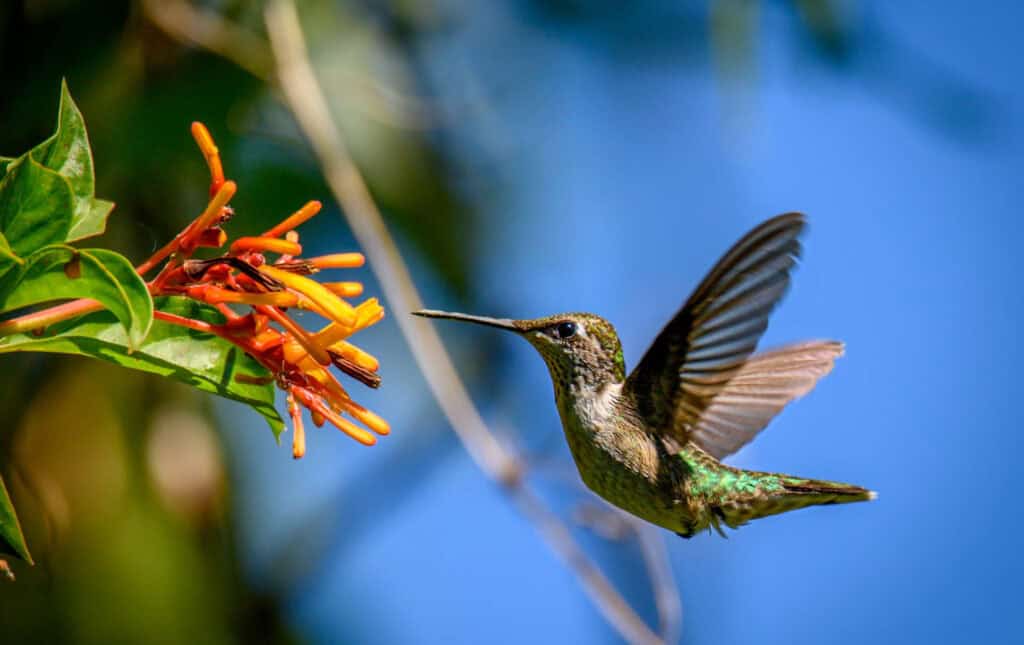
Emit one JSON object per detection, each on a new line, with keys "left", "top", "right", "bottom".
{"left": 220, "top": 3, "right": 1024, "bottom": 643}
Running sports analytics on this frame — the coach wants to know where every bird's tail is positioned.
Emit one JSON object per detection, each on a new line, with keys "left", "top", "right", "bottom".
{"left": 717, "top": 472, "right": 876, "bottom": 530}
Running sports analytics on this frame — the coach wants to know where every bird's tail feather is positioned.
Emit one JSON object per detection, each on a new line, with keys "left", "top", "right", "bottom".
{"left": 718, "top": 473, "right": 875, "bottom": 529}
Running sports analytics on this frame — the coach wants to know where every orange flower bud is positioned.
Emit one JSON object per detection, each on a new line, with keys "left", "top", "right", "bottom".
{"left": 292, "top": 387, "right": 376, "bottom": 446}
{"left": 342, "top": 400, "right": 390, "bottom": 436}
{"left": 230, "top": 236, "right": 302, "bottom": 256}
{"left": 322, "top": 282, "right": 364, "bottom": 298}
{"left": 308, "top": 253, "right": 365, "bottom": 269}
{"left": 263, "top": 201, "right": 322, "bottom": 239}
{"left": 191, "top": 121, "right": 225, "bottom": 193}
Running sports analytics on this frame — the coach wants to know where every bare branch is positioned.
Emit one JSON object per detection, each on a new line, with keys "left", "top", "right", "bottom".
{"left": 636, "top": 522, "right": 683, "bottom": 645}
{"left": 141, "top": 0, "right": 273, "bottom": 80}
{"left": 142, "top": 0, "right": 442, "bottom": 130}
{"left": 263, "top": 2, "right": 666, "bottom": 642}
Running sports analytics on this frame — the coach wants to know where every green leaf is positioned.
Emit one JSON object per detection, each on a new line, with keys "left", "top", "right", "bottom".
{"left": 0, "top": 245, "right": 153, "bottom": 349}
{"left": 0, "top": 156, "right": 13, "bottom": 177}
{"left": 0, "top": 297, "right": 285, "bottom": 438}
{"left": 0, "top": 156, "right": 74, "bottom": 257}
{"left": 0, "top": 233, "right": 21, "bottom": 283}
{"left": 28, "top": 80, "right": 114, "bottom": 242}
{"left": 0, "top": 473, "right": 32, "bottom": 565}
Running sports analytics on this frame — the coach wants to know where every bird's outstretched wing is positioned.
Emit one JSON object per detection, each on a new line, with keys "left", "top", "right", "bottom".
{"left": 625, "top": 213, "right": 828, "bottom": 456}
{"left": 687, "top": 341, "right": 843, "bottom": 458}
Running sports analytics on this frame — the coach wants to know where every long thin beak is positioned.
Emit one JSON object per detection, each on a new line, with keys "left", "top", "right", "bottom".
{"left": 412, "top": 309, "right": 521, "bottom": 332}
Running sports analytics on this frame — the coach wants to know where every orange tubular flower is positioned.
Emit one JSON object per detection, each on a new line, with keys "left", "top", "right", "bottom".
{"left": 257, "top": 264, "right": 358, "bottom": 327}
{"left": 263, "top": 201, "right": 322, "bottom": 239}
{"left": 230, "top": 236, "right": 303, "bottom": 256}
{"left": 140, "top": 122, "right": 387, "bottom": 457}
{"left": 307, "top": 253, "right": 365, "bottom": 269}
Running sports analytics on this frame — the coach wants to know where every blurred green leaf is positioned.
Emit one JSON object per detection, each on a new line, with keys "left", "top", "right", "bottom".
{"left": 0, "top": 473, "right": 31, "bottom": 565}
{"left": 0, "top": 156, "right": 73, "bottom": 257}
{"left": 0, "top": 297, "right": 284, "bottom": 438}
{"left": 0, "top": 156, "right": 12, "bottom": 176}
{"left": 28, "top": 80, "right": 114, "bottom": 242}
{"left": 0, "top": 246, "right": 153, "bottom": 350}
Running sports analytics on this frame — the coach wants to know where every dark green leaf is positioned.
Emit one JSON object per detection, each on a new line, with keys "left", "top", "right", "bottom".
{"left": 0, "top": 297, "right": 284, "bottom": 438}
{"left": 0, "top": 473, "right": 32, "bottom": 565}
{"left": 0, "top": 156, "right": 13, "bottom": 177}
{"left": 29, "top": 80, "right": 114, "bottom": 242}
{"left": 0, "top": 156, "right": 73, "bottom": 256}
{"left": 0, "top": 233, "right": 21, "bottom": 282}
{"left": 0, "top": 245, "right": 153, "bottom": 349}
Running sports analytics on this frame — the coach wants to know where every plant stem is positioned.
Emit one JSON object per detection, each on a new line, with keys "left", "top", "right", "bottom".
{"left": 0, "top": 298, "right": 103, "bottom": 337}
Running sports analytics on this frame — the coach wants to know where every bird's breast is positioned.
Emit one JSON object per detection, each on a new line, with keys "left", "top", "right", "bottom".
{"left": 556, "top": 391, "right": 689, "bottom": 530}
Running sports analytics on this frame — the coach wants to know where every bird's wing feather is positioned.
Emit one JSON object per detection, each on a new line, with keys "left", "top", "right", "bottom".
{"left": 624, "top": 212, "right": 807, "bottom": 446}
{"left": 689, "top": 341, "right": 843, "bottom": 458}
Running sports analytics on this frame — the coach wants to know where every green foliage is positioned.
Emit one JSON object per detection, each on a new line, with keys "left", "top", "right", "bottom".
{"left": 0, "top": 474, "right": 31, "bottom": 565}
{"left": 0, "top": 155, "right": 73, "bottom": 256}
{"left": 0, "top": 83, "right": 284, "bottom": 566}
{"left": 0, "top": 297, "right": 283, "bottom": 437}
{"left": 26, "top": 80, "right": 114, "bottom": 242}
{"left": 0, "top": 246, "right": 153, "bottom": 349}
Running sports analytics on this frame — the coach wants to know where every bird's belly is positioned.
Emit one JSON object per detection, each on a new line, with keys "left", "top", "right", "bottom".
{"left": 568, "top": 436, "right": 693, "bottom": 533}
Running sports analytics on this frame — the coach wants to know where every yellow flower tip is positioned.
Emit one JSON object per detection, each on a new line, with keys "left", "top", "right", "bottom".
{"left": 330, "top": 341, "right": 380, "bottom": 372}
{"left": 312, "top": 322, "right": 351, "bottom": 348}
{"left": 192, "top": 180, "right": 237, "bottom": 235}
{"left": 343, "top": 401, "right": 390, "bottom": 436}
{"left": 332, "top": 413, "right": 377, "bottom": 446}
{"left": 296, "top": 390, "right": 375, "bottom": 446}
{"left": 323, "top": 282, "right": 364, "bottom": 298}
{"left": 258, "top": 264, "right": 357, "bottom": 327}
{"left": 230, "top": 236, "right": 303, "bottom": 257}
{"left": 309, "top": 253, "right": 365, "bottom": 269}
{"left": 311, "top": 410, "right": 326, "bottom": 428}
{"left": 263, "top": 200, "right": 323, "bottom": 239}
{"left": 355, "top": 298, "right": 385, "bottom": 328}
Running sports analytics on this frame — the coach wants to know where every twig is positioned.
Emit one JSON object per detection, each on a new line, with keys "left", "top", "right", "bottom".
{"left": 263, "top": 2, "right": 667, "bottom": 643}
{"left": 141, "top": 0, "right": 273, "bottom": 80}
{"left": 636, "top": 521, "right": 683, "bottom": 645}
{"left": 141, "top": 0, "right": 441, "bottom": 130}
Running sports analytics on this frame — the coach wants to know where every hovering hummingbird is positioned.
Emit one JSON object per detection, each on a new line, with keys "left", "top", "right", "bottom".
{"left": 414, "top": 213, "right": 874, "bottom": 538}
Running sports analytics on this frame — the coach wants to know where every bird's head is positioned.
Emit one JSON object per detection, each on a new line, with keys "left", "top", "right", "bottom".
{"left": 412, "top": 310, "right": 626, "bottom": 392}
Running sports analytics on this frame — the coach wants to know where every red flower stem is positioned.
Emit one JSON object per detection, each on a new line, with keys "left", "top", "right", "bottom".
{"left": 0, "top": 298, "right": 104, "bottom": 336}
{"left": 136, "top": 181, "right": 237, "bottom": 276}
{"left": 153, "top": 310, "right": 222, "bottom": 334}
{"left": 153, "top": 310, "right": 264, "bottom": 361}
{"left": 214, "top": 303, "right": 242, "bottom": 320}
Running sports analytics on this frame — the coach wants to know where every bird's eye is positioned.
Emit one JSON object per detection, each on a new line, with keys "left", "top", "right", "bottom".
{"left": 553, "top": 321, "right": 577, "bottom": 339}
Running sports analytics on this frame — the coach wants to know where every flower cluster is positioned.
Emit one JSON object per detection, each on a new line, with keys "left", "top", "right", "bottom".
{"left": 141, "top": 123, "right": 388, "bottom": 458}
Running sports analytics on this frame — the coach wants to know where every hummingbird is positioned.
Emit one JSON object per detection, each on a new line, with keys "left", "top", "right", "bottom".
{"left": 413, "top": 213, "right": 874, "bottom": 538}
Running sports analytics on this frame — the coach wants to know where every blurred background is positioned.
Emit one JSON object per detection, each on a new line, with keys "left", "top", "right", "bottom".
{"left": 1, "top": 1, "right": 1021, "bottom": 643}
